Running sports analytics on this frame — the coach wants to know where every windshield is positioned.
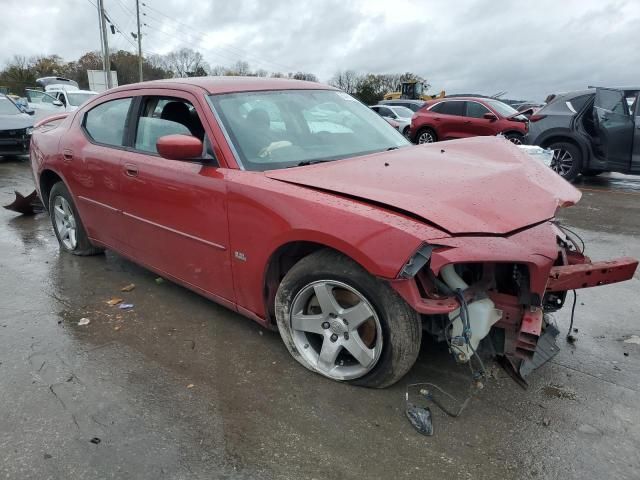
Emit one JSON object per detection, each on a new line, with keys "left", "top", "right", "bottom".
{"left": 0, "top": 98, "right": 20, "bottom": 115}
{"left": 209, "top": 89, "right": 409, "bottom": 171}
{"left": 390, "top": 106, "right": 414, "bottom": 118}
{"left": 485, "top": 100, "right": 519, "bottom": 117}
{"left": 67, "top": 92, "right": 96, "bottom": 106}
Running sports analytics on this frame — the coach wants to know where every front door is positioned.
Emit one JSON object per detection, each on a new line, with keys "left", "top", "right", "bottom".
{"left": 118, "top": 92, "right": 234, "bottom": 304}
{"left": 593, "top": 88, "right": 634, "bottom": 172}
{"left": 459, "top": 101, "right": 496, "bottom": 137}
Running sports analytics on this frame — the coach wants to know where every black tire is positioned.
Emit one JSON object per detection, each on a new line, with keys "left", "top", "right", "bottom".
{"left": 581, "top": 169, "right": 605, "bottom": 177}
{"left": 504, "top": 132, "right": 523, "bottom": 145}
{"left": 547, "top": 141, "right": 582, "bottom": 182}
{"left": 48, "top": 182, "right": 103, "bottom": 256}
{"left": 275, "top": 249, "right": 422, "bottom": 388}
{"left": 416, "top": 127, "right": 437, "bottom": 144}
{"left": 402, "top": 126, "right": 410, "bottom": 138}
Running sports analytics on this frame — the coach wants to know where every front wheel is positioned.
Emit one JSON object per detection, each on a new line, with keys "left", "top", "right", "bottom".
{"left": 275, "top": 249, "right": 422, "bottom": 388}
{"left": 547, "top": 141, "right": 582, "bottom": 181}
{"left": 505, "top": 132, "right": 523, "bottom": 145}
{"left": 49, "top": 182, "right": 104, "bottom": 256}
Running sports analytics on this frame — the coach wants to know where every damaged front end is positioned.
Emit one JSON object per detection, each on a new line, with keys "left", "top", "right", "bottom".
{"left": 391, "top": 221, "right": 638, "bottom": 386}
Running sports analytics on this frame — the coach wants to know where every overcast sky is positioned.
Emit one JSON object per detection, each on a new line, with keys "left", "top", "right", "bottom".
{"left": 1, "top": 0, "right": 638, "bottom": 100}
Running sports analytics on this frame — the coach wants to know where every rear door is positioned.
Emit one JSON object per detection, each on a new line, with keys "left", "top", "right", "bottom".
{"left": 429, "top": 100, "right": 465, "bottom": 139}
{"left": 631, "top": 92, "right": 640, "bottom": 174}
{"left": 459, "top": 101, "right": 496, "bottom": 137}
{"left": 594, "top": 88, "right": 634, "bottom": 172}
{"left": 64, "top": 95, "right": 133, "bottom": 250}
{"left": 118, "top": 90, "right": 234, "bottom": 304}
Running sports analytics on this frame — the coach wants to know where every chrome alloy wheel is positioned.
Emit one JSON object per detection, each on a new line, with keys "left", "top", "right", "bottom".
{"left": 289, "top": 280, "right": 383, "bottom": 380}
{"left": 508, "top": 136, "right": 523, "bottom": 145}
{"left": 418, "top": 131, "right": 435, "bottom": 144}
{"left": 551, "top": 148, "right": 573, "bottom": 176}
{"left": 53, "top": 196, "right": 77, "bottom": 250}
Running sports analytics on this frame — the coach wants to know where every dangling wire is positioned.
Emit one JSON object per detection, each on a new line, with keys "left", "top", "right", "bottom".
{"left": 566, "top": 289, "right": 577, "bottom": 339}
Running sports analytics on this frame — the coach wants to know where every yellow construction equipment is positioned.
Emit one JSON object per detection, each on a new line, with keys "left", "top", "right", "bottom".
{"left": 383, "top": 81, "right": 445, "bottom": 101}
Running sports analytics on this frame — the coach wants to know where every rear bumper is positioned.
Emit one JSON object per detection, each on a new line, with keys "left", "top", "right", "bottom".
{"left": 0, "top": 138, "right": 30, "bottom": 155}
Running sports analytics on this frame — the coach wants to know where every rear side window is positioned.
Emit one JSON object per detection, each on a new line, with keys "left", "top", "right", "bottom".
{"left": 433, "top": 101, "right": 464, "bottom": 116}
{"left": 567, "top": 94, "right": 591, "bottom": 112}
{"left": 84, "top": 98, "right": 132, "bottom": 146}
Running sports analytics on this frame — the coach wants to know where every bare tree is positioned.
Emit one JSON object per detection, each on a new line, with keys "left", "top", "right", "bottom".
{"left": 329, "top": 70, "right": 359, "bottom": 94}
{"left": 164, "top": 48, "right": 209, "bottom": 78}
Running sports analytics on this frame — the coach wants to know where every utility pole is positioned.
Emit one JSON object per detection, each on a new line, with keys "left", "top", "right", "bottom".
{"left": 136, "top": 0, "right": 143, "bottom": 82}
{"left": 97, "top": 0, "right": 113, "bottom": 89}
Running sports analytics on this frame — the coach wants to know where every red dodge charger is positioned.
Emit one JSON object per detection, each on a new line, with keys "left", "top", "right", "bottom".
{"left": 30, "top": 77, "right": 637, "bottom": 388}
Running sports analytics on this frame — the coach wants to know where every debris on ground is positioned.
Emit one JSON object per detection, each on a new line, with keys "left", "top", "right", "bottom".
{"left": 2, "top": 190, "right": 45, "bottom": 215}
{"left": 613, "top": 365, "right": 621, "bottom": 371}
{"left": 542, "top": 417, "right": 551, "bottom": 427}
{"left": 114, "top": 325, "right": 121, "bottom": 331}
{"left": 77, "top": 318, "right": 90, "bottom": 326}
{"left": 106, "top": 297, "right": 123, "bottom": 306}
{"left": 118, "top": 303, "right": 134, "bottom": 310}
{"left": 541, "top": 384, "right": 577, "bottom": 400}
{"left": 405, "top": 402, "right": 433, "bottom": 436}
{"left": 120, "top": 283, "right": 136, "bottom": 292}
{"left": 567, "top": 334, "right": 577, "bottom": 344}
{"left": 89, "top": 437, "right": 101, "bottom": 445}
{"left": 155, "top": 277, "right": 164, "bottom": 285}
{"left": 186, "top": 384, "right": 195, "bottom": 389}
{"left": 623, "top": 335, "right": 640, "bottom": 345}
{"left": 624, "top": 352, "right": 629, "bottom": 357}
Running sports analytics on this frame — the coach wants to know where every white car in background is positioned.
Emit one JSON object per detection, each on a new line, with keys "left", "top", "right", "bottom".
{"left": 48, "top": 88, "right": 98, "bottom": 111}
{"left": 370, "top": 104, "right": 414, "bottom": 137}
{"left": 23, "top": 89, "right": 65, "bottom": 121}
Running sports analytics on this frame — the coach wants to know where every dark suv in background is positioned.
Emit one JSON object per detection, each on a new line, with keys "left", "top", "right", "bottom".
{"left": 524, "top": 87, "right": 640, "bottom": 181}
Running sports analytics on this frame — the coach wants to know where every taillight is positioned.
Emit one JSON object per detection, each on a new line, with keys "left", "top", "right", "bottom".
{"left": 529, "top": 114, "right": 547, "bottom": 122}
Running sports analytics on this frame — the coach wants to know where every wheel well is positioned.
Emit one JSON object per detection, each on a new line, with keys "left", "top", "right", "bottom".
{"left": 39, "top": 169, "right": 63, "bottom": 210}
{"left": 415, "top": 125, "right": 436, "bottom": 141}
{"left": 263, "top": 241, "right": 338, "bottom": 325}
{"left": 502, "top": 130, "right": 523, "bottom": 137}
{"left": 540, "top": 135, "right": 580, "bottom": 152}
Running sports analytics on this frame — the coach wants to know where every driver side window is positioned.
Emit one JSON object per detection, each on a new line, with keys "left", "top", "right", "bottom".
{"left": 133, "top": 96, "right": 212, "bottom": 159}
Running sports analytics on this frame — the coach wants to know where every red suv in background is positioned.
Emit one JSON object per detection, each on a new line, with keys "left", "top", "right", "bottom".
{"left": 409, "top": 97, "right": 528, "bottom": 145}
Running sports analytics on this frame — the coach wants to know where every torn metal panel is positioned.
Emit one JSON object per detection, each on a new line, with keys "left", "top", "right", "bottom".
{"left": 546, "top": 257, "right": 638, "bottom": 291}
{"left": 3, "top": 190, "right": 45, "bottom": 215}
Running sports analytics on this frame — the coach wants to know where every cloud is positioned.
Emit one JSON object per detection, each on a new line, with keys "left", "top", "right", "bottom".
{"left": 1, "top": 0, "right": 638, "bottom": 100}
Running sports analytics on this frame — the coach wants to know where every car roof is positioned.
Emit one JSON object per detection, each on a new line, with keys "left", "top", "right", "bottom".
{"left": 108, "top": 76, "right": 335, "bottom": 95}
{"left": 378, "top": 99, "right": 424, "bottom": 105}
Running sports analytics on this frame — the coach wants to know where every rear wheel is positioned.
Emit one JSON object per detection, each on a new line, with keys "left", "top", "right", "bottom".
{"left": 505, "top": 132, "right": 524, "bottom": 145}
{"left": 49, "top": 182, "right": 103, "bottom": 256}
{"left": 275, "top": 249, "right": 422, "bottom": 388}
{"left": 417, "top": 128, "right": 437, "bottom": 144}
{"left": 547, "top": 141, "right": 582, "bottom": 181}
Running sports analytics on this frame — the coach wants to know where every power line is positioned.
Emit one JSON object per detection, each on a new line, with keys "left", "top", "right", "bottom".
{"left": 140, "top": 1, "right": 294, "bottom": 72}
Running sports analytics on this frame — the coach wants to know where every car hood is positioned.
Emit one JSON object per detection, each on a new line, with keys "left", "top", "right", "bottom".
{"left": 265, "top": 137, "right": 581, "bottom": 235}
{"left": 0, "top": 113, "right": 33, "bottom": 130}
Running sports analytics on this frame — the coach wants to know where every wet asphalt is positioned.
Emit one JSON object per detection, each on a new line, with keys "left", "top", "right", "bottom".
{"left": 0, "top": 157, "right": 639, "bottom": 480}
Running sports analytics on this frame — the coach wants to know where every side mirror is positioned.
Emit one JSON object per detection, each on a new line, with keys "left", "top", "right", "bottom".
{"left": 483, "top": 112, "right": 498, "bottom": 121}
{"left": 25, "top": 108, "right": 35, "bottom": 115}
{"left": 157, "top": 134, "right": 203, "bottom": 161}
{"left": 53, "top": 100, "right": 63, "bottom": 107}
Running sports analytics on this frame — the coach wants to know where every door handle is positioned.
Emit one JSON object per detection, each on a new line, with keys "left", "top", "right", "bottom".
{"left": 124, "top": 163, "right": 138, "bottom": 177}
{"left": 62, "top": 149, "right": 73, "bottom": 161}
{"left": 464, "top": 120, "right": 472, "bottom": 124}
